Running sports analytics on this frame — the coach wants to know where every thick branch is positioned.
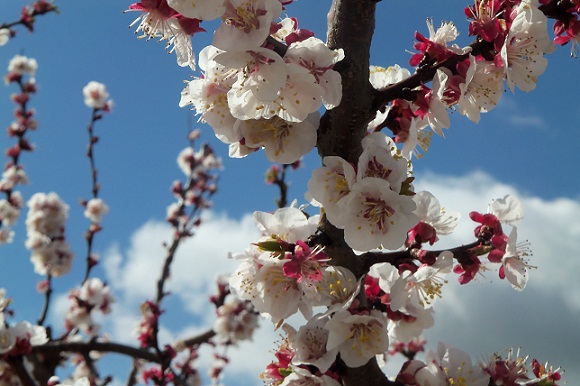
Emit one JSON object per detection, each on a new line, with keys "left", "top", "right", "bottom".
{"left": 319, "top": 0, "right": 377, "bottom": 164}
{"left": 318, "top": 0, "right": 379, "bottom": 278}
{"left": 6, "top": 357, "right": 37, "bottom": 386}
{"left": 320, "top": 1, "right": 398, "bottom": 385}
{"left": 30, "top": 340, "right": 160, "bottom": 363}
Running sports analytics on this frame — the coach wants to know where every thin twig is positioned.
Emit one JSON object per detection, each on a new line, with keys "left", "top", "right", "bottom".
{"left": 126, "top": 360, "right": 140, "bottom": 386}
{"left": 274, "top": 164, "right": 289, "bottom": 209}
{"left": 36, "top": 274, "right": 52, "bottom": 326}
{"left": 82, "top": 108, "right": 104, "bottom": 284}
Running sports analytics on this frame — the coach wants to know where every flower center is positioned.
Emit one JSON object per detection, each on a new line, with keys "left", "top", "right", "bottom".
{"left": 223, "top": 1, "right": 266, "bottom": 33}
{"left": 362, "top": 196, "right": 396, "bottom": 233}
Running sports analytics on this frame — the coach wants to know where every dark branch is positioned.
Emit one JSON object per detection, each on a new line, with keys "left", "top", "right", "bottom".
{"left": 36, "top": 274, "right": 52, "bottom": 326}
{"left": 31, "top": 340, "right": 160, "bottom": 363}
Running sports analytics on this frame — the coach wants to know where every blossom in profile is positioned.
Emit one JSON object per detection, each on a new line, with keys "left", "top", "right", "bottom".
{"left": 500, "top": 0, "right": 554, "bottom": 93}
{"left": 499, "top": 227, "right": 534, "bottom": 291}
{"left": 408, "top": 190, "right": 460, "bottom": 246}
{"left": 0, "top": 29, "right": 11, "bottom": 46}
{"left": 126, "top": 0, "right": 204, "bottom": 69}
{"left": 284, "top": 36, "right": 344, "bottom": 109}
{"left": 306, "top": 155, "right": 356, "bottom": 227}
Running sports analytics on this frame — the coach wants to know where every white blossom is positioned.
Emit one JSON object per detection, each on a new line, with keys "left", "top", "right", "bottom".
{"left": 413, "top": 191, "right": 460, "bottom": 235}
{"left": 342, "top": 177, "right": 417, "bottom": 252}
{"left": 213, "top": 294, "right": 259, "bottom": 343}
{"left": 419, "top": 343, "right": 490, "bottom": 386}
{"left": 489, "top": 195, "right": 524, "bottom": 225}
{"left": 501, "top": 227, "right": 533, "bottom": 291}
{"left": 213, "top": 0, "right": 282, "bottom": 52}
{"left": 390, "top": 252, "right": 453, "bottom": 311}
{"left": 369, "top": 64, "right": 411, "bottom": 90}
{"left": 84, "top": 198, "right": 109, "bottom": 223}
{"left": 7, "top": 54, "right": 37, "bottom": 76}
{"left": 456, "top": 57, "right": 504, "bottom": 123}
{"left": 253, "top": 207, "right": 318, "bottom": 244}
{"left": 167, "top": 0, "right": 226, "bottom": 20}
{"left": 291, "top": 315, "right": 338, "bottom": 373}
{"left": 238, "top": 113, "right": 319, "bottom": 164}
{"left": 285, "top": 37, "right": 344, "bottom": 109}
{"left": 82, "top": 81, "right": 110, "bottom": 109}
{"left": 502, "top": 0, "right": 554, "bottom": 92}
{"left": 325, "top": 309, "right": 389, "bottom": 368}
{"left": 306, "top": 156, "right": 356, "bottom": 227}
{"left": 25, "top": 192, "right": 73, "bottom": 277}
{"left": 0, "top": 29, "right": 10, "bottom": 46}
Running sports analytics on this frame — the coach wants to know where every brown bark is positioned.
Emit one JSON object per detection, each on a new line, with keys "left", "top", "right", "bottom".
{"left": 320, "top": 1, "right": 398, "bottom": 385}
{"left": 319, "top": 0, "right": 378, "bottom": 277}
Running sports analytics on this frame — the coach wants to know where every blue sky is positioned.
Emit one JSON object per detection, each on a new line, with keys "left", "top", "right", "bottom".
{"left": 1, "top": 0, "right": 579, "bottom": 384}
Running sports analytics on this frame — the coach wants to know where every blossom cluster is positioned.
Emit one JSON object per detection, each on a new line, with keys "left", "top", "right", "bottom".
{"left": 211, "top": 277, "right": 259, "bottom": 345}
{"left": 126, "top": 0, "right": 343, "bottom": 164}
{"left": 0, "top": 289, "right": 48, "bottom": 374}
{"left": 0, "top": 1, "right": 58, "bottom": 47}
{"left": 307, "top": 132, "right": 419, "bottom": 252}
{"left": 457, "top": 195, "right": 533, "bottom": 290}
{"left": 228, "top": 205, "right": 435, "bottom": 381}
{"left": 398, "top": 344, "right": 562, "bottom": 386}
{"left": 371, "top": 0, "right": 558, "bottom": 158}
{"left": 0, "top": 55, "right": 39, "bottom": 244}
{"left": 0, "top": 0, "right": 571, "bottom": 384}
{"left": 166, "top": 131, "right": 221, "bottom": 232}
{"left": 64, "top": 278, "right": 115, "bottom": 336}
{"left": 25, "top": 192, "right": 74, "bottom": 277}
{"left": 227, "top": 187, "right": 547, "bottom": 384}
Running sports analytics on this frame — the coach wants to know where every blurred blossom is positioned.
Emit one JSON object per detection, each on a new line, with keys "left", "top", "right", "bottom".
{"left": 82, "top": 81, "right": 110, "bottom": 109}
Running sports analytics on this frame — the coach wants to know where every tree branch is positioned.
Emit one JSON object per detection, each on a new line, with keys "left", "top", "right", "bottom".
{"left": 179, "top": 329, "right": 216, "bottom": 348}
{"left": 6, "top": 356, "right": 37, "bottom": 386}
{"left": 36, "top": 274, "right": 52, "bottom": 326}
{"left": 360, "top": 240, "right": 482, "bottom": 272}
{"left": 320, "top": 0, "right": 377, "bottom": 164}
{"left": 30, "top": 340, "right": 161, "bottom": 363}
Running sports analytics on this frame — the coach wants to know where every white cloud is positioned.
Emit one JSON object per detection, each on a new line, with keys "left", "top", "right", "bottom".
{"left": 494, "top": 95, "right": 546, "bottom": 129}
{"left": 101, "top": 211, "right": 273, "bottom": 385}
{"left": 99, "top": 173, "right": 580, "bottom": 384}
{"left": 414, "top": 170, "right": 580, "bottom": 382}
{"left": 508, "top": 114, "right": 545, "bottom": 128}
